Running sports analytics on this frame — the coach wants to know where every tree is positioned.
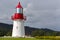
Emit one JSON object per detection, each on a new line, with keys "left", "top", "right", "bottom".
{"left": 31, "top": 30, "right": 45, "bottom": 37}
{"left": 6, "top": 30, "right": 12, "bottom": 36}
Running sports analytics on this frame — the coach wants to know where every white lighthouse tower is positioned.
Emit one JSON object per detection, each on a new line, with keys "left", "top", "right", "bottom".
{"left": 11, "top": 2, "right": 26, "bottom": 37}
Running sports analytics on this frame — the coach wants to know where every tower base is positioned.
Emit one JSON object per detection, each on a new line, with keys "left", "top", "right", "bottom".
{"left": 12, "top": 19, "right": 25, "bottom": 37}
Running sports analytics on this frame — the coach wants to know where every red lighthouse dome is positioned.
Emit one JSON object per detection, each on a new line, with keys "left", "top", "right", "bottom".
{"left": 11, "top": 2, "right": 26, "bottom": 20}
{"left": 16, "top": 2, "right": 22, "bottom": 8}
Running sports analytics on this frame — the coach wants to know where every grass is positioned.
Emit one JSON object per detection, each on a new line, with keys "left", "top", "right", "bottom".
{"left": 0, "top": 37, "right": 40, "bottom": 40}
{"left": 0, "top": 36, "right": 60, "bottom": 40}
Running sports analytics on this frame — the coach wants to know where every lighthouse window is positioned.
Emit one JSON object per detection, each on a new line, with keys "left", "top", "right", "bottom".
{"left": 17, "top": 8, "right": 23, "bottom": 13}
{"left": 16, "top": 26, "right": 18, "bottom": 29}
{"left": 19, "top": 9, "right": 22, "bottom": 13}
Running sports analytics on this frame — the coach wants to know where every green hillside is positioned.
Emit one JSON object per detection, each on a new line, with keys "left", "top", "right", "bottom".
{"left": 0, "top": 23, "right": 60, "bottom": 37}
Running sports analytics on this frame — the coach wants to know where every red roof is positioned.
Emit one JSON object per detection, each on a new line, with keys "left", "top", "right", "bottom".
{"left": 16, "top": 2, "right": 22, "bottom": 8}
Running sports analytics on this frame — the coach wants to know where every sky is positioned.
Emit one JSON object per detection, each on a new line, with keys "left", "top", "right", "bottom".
{"left": 0, "top": 0, "right": 60, "bottom": 31}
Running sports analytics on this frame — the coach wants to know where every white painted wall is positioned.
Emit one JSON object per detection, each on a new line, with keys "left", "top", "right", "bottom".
{"left": 12, "top": 19, "right": 25, "bottom": 37}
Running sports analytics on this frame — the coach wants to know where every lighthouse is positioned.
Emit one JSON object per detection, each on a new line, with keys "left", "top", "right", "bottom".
{"left": 11, "top": 2, "right": 26, "bottom": 37}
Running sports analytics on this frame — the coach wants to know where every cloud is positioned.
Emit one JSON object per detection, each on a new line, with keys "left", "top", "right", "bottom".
{"left": 23, "top": 0, "right": 60, "bottom": 31}
{"left": 0, "top": 0, "right": 60, "bottom": 31}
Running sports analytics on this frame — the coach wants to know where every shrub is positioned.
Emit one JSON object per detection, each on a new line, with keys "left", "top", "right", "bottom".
{"left": 35, "top": 36, "right": 56, "bottom": 39}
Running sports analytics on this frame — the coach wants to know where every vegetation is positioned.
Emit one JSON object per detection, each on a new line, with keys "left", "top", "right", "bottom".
{"left": 31, "top": 29, "right": 59, "bottom": 37}
{"left": 0, "top": 23, "right": 60, "bottom": 37}
{"left": 0, "top": 38, "right": 39, "bottom": 40}
{"left": 0, "top": 37, "right": 60, "bottom": 40}
{"left": 0, "top": 23, "right": 60, "bottom": 40}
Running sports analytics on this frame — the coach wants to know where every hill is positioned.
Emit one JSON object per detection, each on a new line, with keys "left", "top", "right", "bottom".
{"left": 0, "top": 23, "right": 60, "bottom": 36}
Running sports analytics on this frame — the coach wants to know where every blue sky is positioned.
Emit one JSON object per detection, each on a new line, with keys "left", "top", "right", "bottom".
{"left": 0, "top": 0, "right": 60, "bottom": 31}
